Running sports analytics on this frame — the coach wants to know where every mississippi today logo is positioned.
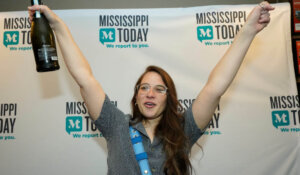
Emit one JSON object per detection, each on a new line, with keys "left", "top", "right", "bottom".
{"left": 3, "top": 31, "right": 19, "bottom": 47}
{"left": 99, "top": 28, "right": 115, "bottom": 44}
{"left": 65, "top": 101, "right": 104, "bottom": 139}
{"left": 272, "top": 111, "right": 290, "bottom": 129}
{"left": 66, "top": 116, "right": 82, "bottom": 134}
{"left": 196, "top": 10, "right": 246, "bottom": 46}
{"left": 99, "top": 15, "right": 149, "bottom": 49}
{"left": 197, "top": 26, "right": 213, "bottom": 42}
{"left": 65, "top": 116, "right": 102, "bottom": 139}
{"left": 0, "top": 103, "right": 18, "bottom": 141}
{"left": 2, "top": 17, "right": 32, "bottom": 51}
{"left": 270, "top": 95, "right": 300, "bottom": 133}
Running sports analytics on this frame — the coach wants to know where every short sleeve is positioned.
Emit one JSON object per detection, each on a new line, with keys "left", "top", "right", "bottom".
{"left": 183, "top": 105, "right": 206, "bottom": 147}
{"left": 92, "top": 95, "right": 129, "bottom": 140}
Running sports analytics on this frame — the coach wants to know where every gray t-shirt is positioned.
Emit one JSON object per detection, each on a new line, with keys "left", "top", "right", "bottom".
{"left": 93, "top": 95, "right": 204, "bottom": 175}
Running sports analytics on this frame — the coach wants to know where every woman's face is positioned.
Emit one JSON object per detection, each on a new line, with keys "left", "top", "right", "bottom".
{"left": 135, "top": 71, "right": 167, "bottom": 121}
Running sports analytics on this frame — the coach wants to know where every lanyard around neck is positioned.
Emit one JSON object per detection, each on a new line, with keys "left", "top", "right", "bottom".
{"left": 129, "top": 126, "right": 152, "bottom": 175}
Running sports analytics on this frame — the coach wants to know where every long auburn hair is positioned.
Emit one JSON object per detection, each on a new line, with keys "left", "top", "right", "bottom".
{"left": 130, "top": 65, "right": 192, "bottom": 175}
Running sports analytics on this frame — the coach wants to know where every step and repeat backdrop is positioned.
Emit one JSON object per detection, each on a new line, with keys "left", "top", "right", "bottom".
{"left": 0, "top": 3, "right": 299, "bottom": 175}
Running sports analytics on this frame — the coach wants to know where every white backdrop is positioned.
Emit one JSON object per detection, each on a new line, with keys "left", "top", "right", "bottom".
{"left": 0, "top": 3, "right": 299, "bottom": 175}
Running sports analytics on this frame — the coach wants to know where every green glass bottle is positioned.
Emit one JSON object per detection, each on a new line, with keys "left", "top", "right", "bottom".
{"left": 31, "top": 0, "right": 59, "bottom": 72}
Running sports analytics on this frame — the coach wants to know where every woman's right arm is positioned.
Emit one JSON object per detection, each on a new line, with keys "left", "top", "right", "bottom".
{"left": 28, "top": 5, "right": 105, "bottom": 120}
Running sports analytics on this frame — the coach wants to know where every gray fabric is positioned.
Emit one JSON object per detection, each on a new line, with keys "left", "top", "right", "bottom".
{"left": 93, "top": 95, "right": 204, "bottom": 175}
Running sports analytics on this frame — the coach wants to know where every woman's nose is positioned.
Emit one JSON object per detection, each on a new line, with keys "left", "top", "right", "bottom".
{"left": 146, "top": 87, "right": 155, "bottom": 97}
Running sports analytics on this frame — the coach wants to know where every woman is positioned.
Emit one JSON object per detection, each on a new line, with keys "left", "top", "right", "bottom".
{"left": 29, "top": 1, "right": 274, "bottom": 175}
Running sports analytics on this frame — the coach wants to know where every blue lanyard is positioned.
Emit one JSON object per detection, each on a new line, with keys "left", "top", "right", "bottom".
{"left": 129, "top": 126, "right": 152, "bottom": 175}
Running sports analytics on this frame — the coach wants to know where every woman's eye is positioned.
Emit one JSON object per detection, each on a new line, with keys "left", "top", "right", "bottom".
{"left": 140, "top": 85, "right": 149, "bottom": 90}
{"left": 155, "top": 86, "right": 166, "bottom": 93}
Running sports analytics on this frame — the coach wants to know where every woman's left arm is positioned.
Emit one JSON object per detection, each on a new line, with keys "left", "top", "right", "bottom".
{"left": 192, "top": 2, "right": 275, "bottom": 130}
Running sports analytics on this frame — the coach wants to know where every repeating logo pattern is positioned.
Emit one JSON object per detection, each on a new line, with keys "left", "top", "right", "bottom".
{"left": 65, "top": 102, "right": 101, "bottom": 139}
{"left": 270, "top": 96, "right": 300, "bottom": 133}
{"left": 98, "top": 15, "right": 150, "bottom": 49}
{"left": 0, "top": 103, "right": 17, "bottom": 141}
{"left": 2, "top": 17, "right": 32, "bottom": 51}
{"left": 196, "top": 11, "right": 247, "bottom": 46}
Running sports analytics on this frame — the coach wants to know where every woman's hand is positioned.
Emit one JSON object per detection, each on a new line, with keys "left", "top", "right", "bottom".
{"left": 244, "top": 1, "right": 275, "bottom": 35}
{"left": 28, "top": 5, "right": 61, "bottom": 29}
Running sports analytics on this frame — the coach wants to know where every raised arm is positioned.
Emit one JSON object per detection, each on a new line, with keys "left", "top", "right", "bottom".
{"left": 192, "top": 2, "right": 275, "bottom": 130}
{"left": 28, "top": 5, "right": 105, "bottom": 120}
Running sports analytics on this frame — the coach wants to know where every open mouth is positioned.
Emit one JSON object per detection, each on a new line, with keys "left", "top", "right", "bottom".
{"left": 144, "top": 102, "right": 156, "bottom": 108}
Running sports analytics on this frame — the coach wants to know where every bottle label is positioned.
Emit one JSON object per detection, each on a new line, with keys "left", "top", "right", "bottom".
{"left": 33, "top": 0, "right": 41, "bottom": 18}
{"left": 51, "top": 56, "right": 58, "bottom": 61}
{"left": 32, "top": 0, "right": 39, "bottom": 5}
{"left": 37, "top": 45, "right": 58, "bottom": 62}
{"left": 35, "top": 11, "right": 41, "bottom": 18}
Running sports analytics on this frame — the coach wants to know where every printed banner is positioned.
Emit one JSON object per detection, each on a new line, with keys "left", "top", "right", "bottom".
{"left": 0, "top": 3, "right": 299, "bottom": 175}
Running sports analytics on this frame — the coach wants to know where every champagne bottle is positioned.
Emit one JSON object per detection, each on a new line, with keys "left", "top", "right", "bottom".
{"left": 31, "top": 0, "right": 60, "bottom": 72}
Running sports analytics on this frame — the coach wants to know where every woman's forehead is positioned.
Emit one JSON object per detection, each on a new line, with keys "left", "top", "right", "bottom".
{"left": 141, "top": 72, "right": 165, "bottom": 85}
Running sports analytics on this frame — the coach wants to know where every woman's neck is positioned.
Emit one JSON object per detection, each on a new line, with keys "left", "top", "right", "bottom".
{"left": 142, "top": 116, "right": 162, "bottom": 143}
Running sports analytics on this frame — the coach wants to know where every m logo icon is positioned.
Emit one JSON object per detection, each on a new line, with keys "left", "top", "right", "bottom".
{"left": 3, "top": 31, "right": 19, "bottom": 47}
{"left": 197, "top": 26, "right": 213, "bottom": 42}
{"left": 66, "top": 116, "right": 83, "bottom": 134}
{"left": 272, "top": 110, "right": 290, "bottom": 129}
{"left": 99, "top": 28, "right": 115, "bottom": 45}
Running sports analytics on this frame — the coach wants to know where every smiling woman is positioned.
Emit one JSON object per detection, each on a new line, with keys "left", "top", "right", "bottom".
{"left": 130, "top": 65, "right": 193, "bottom": 175}
{"left": 26, "top": 2, "right": 275, "bottom": 175}
{"left": 131, "top": 66, "right": 176, "bottom": 123}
